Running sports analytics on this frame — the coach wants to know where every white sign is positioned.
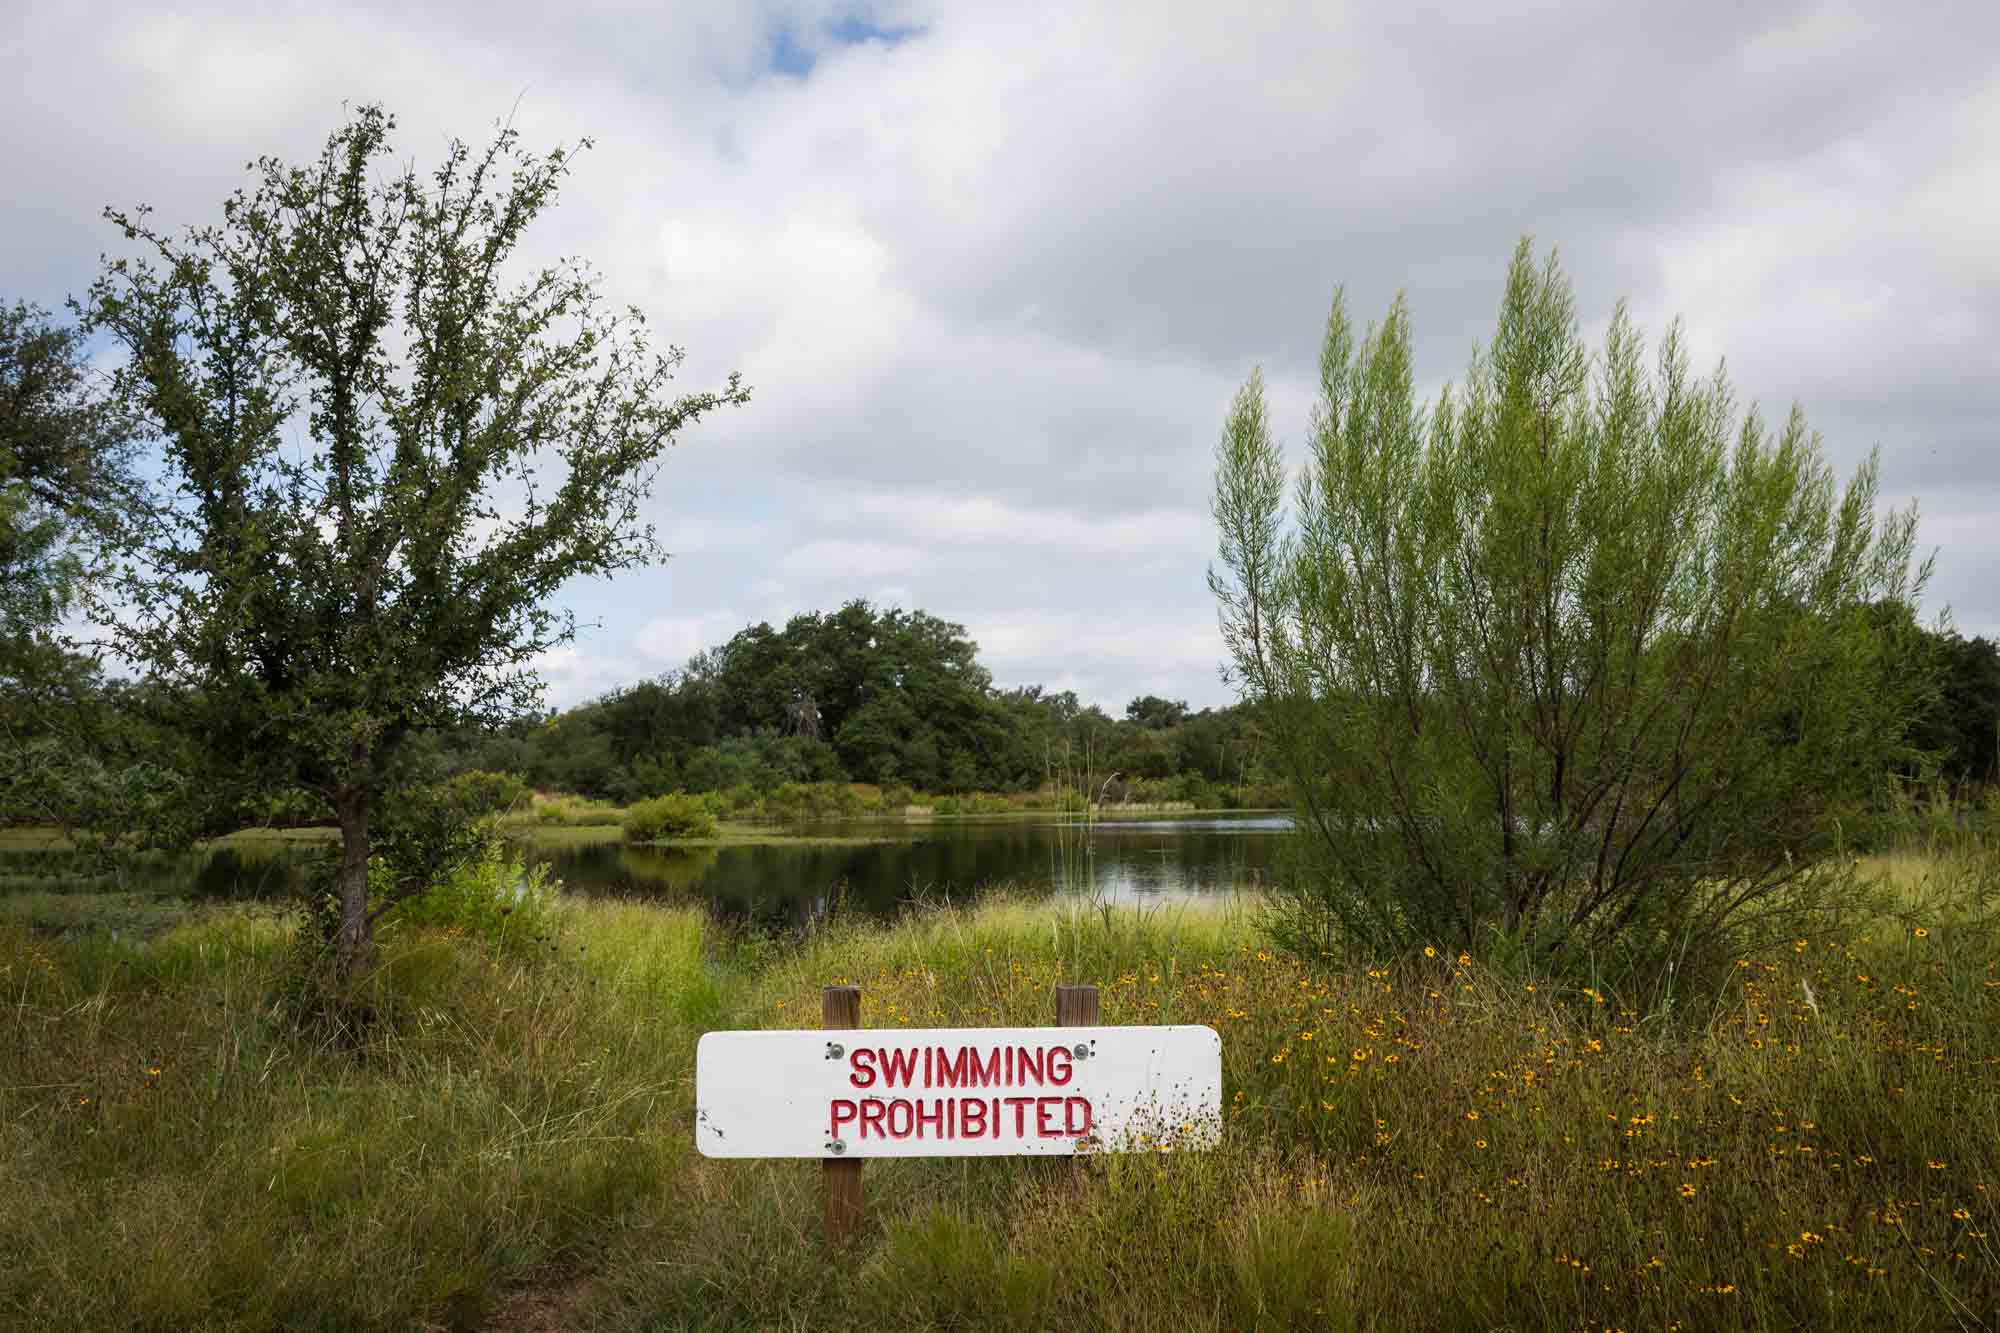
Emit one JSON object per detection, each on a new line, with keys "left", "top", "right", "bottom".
{"left": 695, "top": 1025, "right": 1221, "bottom": 1158}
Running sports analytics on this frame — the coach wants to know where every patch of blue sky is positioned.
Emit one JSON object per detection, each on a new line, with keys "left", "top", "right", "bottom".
{"left": 765, "top": 12, "right": 925, "bottom": 80}
{"left": 825, "top": 15, "right": 924, "bottom": 47}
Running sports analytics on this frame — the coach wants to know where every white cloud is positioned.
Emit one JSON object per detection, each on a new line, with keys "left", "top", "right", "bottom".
{"left": 9, "top": 0, "right": 1997, "bottom": 716}
{"left": 632, "top": 611, "right": 741, "bottom": 669}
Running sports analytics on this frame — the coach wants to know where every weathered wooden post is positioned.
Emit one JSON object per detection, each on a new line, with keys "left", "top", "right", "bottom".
{"left": 823, "top": 984, "right": 862, "bottom": 1245}
{"left": 1055, "top": 984, "right": 1100, "bottom": 1170}
{"left": 1055, "top": 983, "right": 1100, "bottom": 1028}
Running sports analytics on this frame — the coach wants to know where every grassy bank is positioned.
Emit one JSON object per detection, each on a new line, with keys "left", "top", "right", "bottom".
{"left": 500, "top": 783, "right": 1285, "bottom": 835}
{"left": 2, "top": 852, "right": 1997, "bottom": 1329}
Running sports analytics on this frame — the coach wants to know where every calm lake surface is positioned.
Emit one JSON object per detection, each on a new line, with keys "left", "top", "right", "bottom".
{"left": 2, "top": 813, "right": 1293, "bottom": 934}
{"left": 529, "top": 813, "right": 1293, "bottom": 931}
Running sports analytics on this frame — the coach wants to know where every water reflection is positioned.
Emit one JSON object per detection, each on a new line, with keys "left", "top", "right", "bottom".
{"left": 0, "top": 813, "right": 1292, "bottom": 936}
{"left": 526, "top": 813, "right": 1291, "bottom": 931}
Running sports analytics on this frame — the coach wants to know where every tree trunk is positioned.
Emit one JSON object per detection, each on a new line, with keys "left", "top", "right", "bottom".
{"left": 333, "top": 790, "right": 373, "bottom": 978}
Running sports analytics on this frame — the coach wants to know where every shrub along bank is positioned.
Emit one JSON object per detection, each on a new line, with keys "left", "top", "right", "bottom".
{"left": 1, "top": 843, "right": 1995, "bottom": 1329}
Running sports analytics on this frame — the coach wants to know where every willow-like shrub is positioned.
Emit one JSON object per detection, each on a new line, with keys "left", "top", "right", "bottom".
{"left": 624, "top": 794, "right": 718, "bottom": 843}
{"left": 1211, "top": 240, "right": 1935, "bottom": 983}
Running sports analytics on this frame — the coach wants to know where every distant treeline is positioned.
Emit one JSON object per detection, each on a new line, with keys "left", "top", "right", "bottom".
{"left": 414, "top": 600, "right": 1287, "bottom": 807}
{"left": 402, "top": 597, "right": 2000, "bottom": 812}
{"left": 8, "top": 600, "right": 1996, "bottom": 832}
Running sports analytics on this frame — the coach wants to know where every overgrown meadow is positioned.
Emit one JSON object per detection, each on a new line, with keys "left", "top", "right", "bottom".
{"left": 2, "top": 835, "right": 1997, "bottom": 1330}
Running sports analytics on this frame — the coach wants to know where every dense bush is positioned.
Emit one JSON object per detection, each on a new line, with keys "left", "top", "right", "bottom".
{"left": 527, "top": 794, "right": 624, "bottom": 826}
{"left": 238, "top": 786, "right": 334, "bottom": 829}
{"left": 381, "top": 835, "right": 560, "bottom": 955}
{"left": 624, "top": 794, "right": 718, "bottom": 842}
{"left": 441, "top": 769, "right": 527, "bottom": 816}
{"left": 370, "top": 780, "right": 502, "bottom": 918}
{"left": 757, "top": 781, "right": 866, "bottom": 824}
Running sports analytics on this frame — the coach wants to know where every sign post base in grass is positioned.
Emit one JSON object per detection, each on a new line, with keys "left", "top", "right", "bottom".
{"left": 822, "top": 985, "right": 863, "bottom": 1246}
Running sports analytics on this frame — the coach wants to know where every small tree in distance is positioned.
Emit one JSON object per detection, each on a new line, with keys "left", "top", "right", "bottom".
{"left": 84, "top": 105, "right": 749, "bottom": 976}
{"left": 1211, "top": 239, "right": 1933, "bottom": 985}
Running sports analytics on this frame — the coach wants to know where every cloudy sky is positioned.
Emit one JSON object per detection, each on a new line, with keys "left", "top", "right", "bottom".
{"left": 7, "top": 1, "right": 1996, "bottom": 713}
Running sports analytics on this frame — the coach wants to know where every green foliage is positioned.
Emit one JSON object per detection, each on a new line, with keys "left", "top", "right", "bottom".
{"left": 440, "top": 769, "right": 528, "bottom": 817}
{"left": 928, "top": 791, "right": 1018, "bottom": 816}
{"left": 755, "top": 780, "right": 865, "bottom": 824}
{"left": 382, "top": 836, "right": 560, "bottom": 956}
{"left": 0, "top": 303, "right": 148, "bottom": 833}
{"left": 623, "top": 793, "right": 718, "bottom": 842}
{"left": 521, "top": 793, "right": 624, "bottom": 827}
{"left": 372, "top": 779, "right": 506, "bottom": 906}
{"left": 5, "top": 846, "right": 1998, "bottom": 1329}
{"left": 0, "top": 301, "right": 140, "bottom": 684}
{"left": 1124, "top": 693, "right": 1190, "bottom": 729}
{"left": 1213, "top": 240, "right": 1936, "bottom": 983}
{"left": 78, "top": 104, "right": 746, "bottom": 972}
{"left": 1909, "top": 628, "right": 2000, "bottom": 788}
{"left": 237, "top": 787, "right": 335, "bottom": 829}
{"left": 439, "top": 605, "right": 1293, "bottom": 812}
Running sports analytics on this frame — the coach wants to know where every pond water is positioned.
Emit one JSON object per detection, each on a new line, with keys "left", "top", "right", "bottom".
{"left": 0, "top": 812, "right": 1294, "bottom": 935}
{"left": 530, "top": 813, "right": 1294, "bottom": 931}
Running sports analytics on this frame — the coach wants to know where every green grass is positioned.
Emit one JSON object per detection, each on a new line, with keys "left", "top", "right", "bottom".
{"left": 0, "top": 890, "right": 208, "bottom": 938}
{"left": 499, "top": 793, "right": 628, "bottom": 828}
{"left": 508, "top": 822, "right": 897, "bottom": 851}
{"left": 2, "top": 851, "right": 1996, "bottom": 1329}
{"left": 0, "top": 826, "right": 75, "bottom": 851}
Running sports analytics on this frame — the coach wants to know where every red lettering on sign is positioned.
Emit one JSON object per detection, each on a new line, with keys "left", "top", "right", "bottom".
{"left": 860, "top": 1098, "right": 886, "bottom": 1139}
{"left": 880, "top": 1048, "right": 919, "bottom": 1088}
{"left": 848, "top": 1048, "right": 876, "bottom": 1089}
{"left": 972, "top": 1048, "right": 1000, "bottom": 1087}
{"left": 1035, "top": 1095, "right": 1063, "bottom": 1137}
{"left": 1048, "top": 1045, "right": 1073, "bottom": 1085}
{"left": 915, "top": 1099, "right": 944, "bottom": 1138}
{"left": 1064, "top": 1096, "right": 1093, "bottom": 1136}
{"left": 1018, "top": 1046, "right": 1046, "bottom": 1083}
{"left": 936, "top": 1047, "right": 971, "bottom": 1087}
{"left": 829, "top": 1099, "right": 857, "bottom": 1136}
{"left": 961, "top": 1097, "right": 988, "bottom": 1138}
{"left": 1004, "top": 1096, "right": 1033, "bottom": 1136}
{"left": 886, "top": 1099, "right": 914, "bottom": 1138}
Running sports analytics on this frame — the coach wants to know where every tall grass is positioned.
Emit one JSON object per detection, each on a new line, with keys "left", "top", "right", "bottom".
{"left": 2, "top": 840, "right": 1996, "bottom": 1329}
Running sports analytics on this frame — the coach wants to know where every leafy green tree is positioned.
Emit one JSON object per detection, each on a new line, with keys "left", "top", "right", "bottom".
{"left": 1903, "top": 623, "right": 2000, "bottom": 791}
{"left": 1211, "top": 241, "right": 1933, "bottom": 978}
{"left": 0, "top": 302, "right": 151, "bottom": 830}
{"left": 82, "top": 105, "right": 748, "bottom": 974}
{"left": 1124, "top": 695, "right": 1190, "bottom": 729}
{"left": 0, "top": 302, "right": 143, "bottom": 709}
{"left": 1939, "top": 635, "right": 2000, "bottom": 787}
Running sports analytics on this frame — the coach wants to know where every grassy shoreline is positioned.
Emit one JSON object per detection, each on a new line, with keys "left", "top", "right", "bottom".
{"left": 2, "top": 849, "right": 1996, "bottom": 1329}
